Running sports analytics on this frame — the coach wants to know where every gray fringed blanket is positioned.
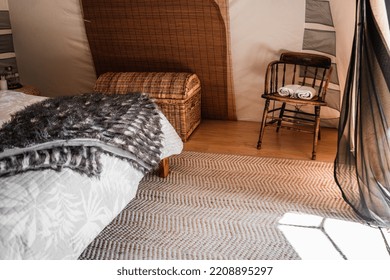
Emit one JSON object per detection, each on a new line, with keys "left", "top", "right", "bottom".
{"left": 0, "top": 92, "right": 163, "bottom": 177}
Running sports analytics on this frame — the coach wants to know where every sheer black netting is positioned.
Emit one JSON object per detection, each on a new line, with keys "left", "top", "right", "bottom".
{"left": 335, "top": 0, "right": 390, "bottom": 227}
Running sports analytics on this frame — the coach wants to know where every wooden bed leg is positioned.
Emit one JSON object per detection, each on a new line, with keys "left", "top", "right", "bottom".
{"left": 159, "top": 158, "right": 169, "bottom": 178}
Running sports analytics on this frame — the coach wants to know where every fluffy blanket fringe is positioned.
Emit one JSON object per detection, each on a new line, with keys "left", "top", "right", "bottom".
{"left": 0, "top": 92, "right": 163, "bottom": 177}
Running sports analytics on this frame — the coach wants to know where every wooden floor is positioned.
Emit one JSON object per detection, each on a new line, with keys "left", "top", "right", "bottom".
{"left": 184, "top": 120, "right": 338, "bottom": 163}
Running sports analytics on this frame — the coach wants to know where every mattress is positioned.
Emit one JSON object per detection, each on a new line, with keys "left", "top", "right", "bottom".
{"left": 0, "top": 90, "right": 183, "bottom": 259}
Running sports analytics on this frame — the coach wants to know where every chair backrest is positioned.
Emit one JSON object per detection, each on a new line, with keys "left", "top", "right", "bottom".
{"left": 264, "top": 52, "right": 333, "bottom": 101}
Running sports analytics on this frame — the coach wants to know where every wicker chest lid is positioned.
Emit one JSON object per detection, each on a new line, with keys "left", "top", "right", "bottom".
{"left": 94, "top": 72, "right": 200, "bottom": 100}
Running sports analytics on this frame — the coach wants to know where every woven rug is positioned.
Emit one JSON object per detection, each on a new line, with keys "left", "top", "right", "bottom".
{"left": 79, "top": 151, "right": 362, "bottom": 260}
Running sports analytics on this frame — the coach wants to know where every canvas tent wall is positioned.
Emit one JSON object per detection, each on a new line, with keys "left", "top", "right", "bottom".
{"left": 0, "top": 0, "right": 18, "bottom": 73}
{"left": 7, "top": 0, "right": 357, "bottom": 126}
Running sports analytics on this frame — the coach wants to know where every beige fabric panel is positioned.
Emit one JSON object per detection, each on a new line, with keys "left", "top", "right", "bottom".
{"left": 0, "top": 0, "right": 8, "bottom": 10}
{"left": 371, "top": 0, "right": 390, "bottom": 46}
{"left": 229, "top": 0, "right": 355, "bottom": 124}
{"left": 214, "top": 0, "right": 236, "bottom": 120}
{"left": 229, "top": 0, "right": 306, "bottom": 122}
{"left": 8, "top": 0, "right": 96, "bottom": 97}
{"left": 329, "top": 0, "right": 356, "bottom": 116}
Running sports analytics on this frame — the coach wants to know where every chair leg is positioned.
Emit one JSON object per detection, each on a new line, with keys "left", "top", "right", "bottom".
{"left": 312, "top": 106, "right": 321, "bottom": 160}
{"left": 276, "top": 102, "right": 286, "bottom": 132}
{"left": 257, "top": 99, "right": 270, "bottom": 149}
{"left": 318, "top": 126, "right": 321, "bottom": 140}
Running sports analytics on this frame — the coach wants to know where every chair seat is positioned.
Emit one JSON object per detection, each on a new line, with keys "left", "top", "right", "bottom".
{"left": 261, "top": 93, "right": 327, "bottom": 106}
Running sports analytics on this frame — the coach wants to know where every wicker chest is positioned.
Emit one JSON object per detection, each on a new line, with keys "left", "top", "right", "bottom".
{"left": 94, "top": 72, "right": 201, "bottom": 142}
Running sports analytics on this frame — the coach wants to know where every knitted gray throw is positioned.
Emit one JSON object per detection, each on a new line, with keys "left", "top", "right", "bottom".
{"left": 0, "top": 92, "right": 163, "bottom": 177}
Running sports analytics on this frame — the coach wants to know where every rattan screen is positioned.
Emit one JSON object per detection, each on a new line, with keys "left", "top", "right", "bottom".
{"left": 81, "top": 0, "right": 233, "bottom": 120}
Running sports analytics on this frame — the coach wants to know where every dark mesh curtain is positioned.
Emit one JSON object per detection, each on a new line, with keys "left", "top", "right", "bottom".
{"left": 335, "top": 0, "right": 390, "bottom": 227}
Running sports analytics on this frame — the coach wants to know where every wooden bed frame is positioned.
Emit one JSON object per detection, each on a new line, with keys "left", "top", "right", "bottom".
{"left": 159, "top": 158, "right": 170, "bottom": 178}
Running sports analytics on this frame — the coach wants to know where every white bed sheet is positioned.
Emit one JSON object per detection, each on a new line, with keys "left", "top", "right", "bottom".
{"left": 0, "top": 90, "right": 183, "bottom": 259}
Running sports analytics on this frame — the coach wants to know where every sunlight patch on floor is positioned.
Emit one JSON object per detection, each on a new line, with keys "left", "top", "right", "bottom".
{"left": 278, "top": 212, "right": 390, "bottom": 260}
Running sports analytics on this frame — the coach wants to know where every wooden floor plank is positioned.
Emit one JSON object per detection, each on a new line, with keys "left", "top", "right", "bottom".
{"left": 184, "top": 120, "right": 338, "bottom": 162}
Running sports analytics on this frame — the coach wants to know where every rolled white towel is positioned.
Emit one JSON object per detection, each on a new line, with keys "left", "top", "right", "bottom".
{"left": 277, "top": 84, "right": 300, "bottom": 97}
{"left": 277, "top": 84, "right": 317, "bottom": 99}
{"left": 296, "top": 86, "right": 317, "bottom": 100}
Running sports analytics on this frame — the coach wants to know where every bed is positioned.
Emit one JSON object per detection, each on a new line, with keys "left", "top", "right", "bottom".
{"left": 0, "top": 90, "right": 183, "bottom": 259}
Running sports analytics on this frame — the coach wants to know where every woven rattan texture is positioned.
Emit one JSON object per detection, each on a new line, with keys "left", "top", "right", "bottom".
{"left": 82, "top": 0, "right": 229, "bottom": 120}
{"left": 14, "top": 85, "right": 41, "bottom": 96}
{"left": 94, "top": 72, "right": 200, "bottom": 100}
{"left": 94, "top": 72, "right": 201, "bottom": 141}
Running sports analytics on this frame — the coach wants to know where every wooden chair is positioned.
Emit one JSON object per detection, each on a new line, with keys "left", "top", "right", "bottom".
{"left": 257, "top": 52, "right": 333, "bottom": 160}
